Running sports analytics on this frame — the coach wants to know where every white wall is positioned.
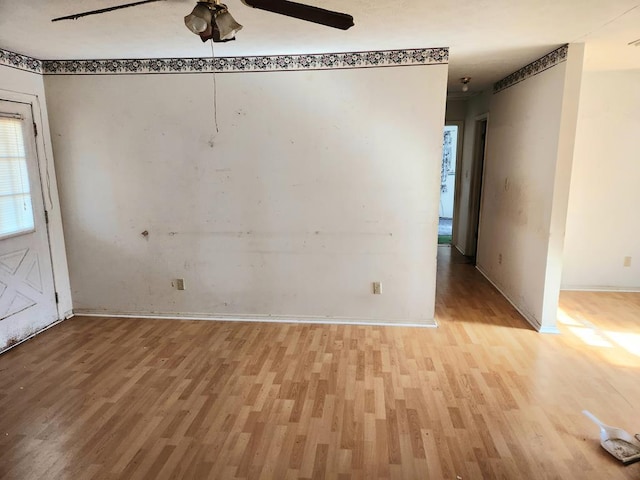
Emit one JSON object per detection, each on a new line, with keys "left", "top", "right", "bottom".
{"left": 476, "top": 44, "right": 584, "bottom": 331}
{"left": 453, "top": 91, "right": 490, "bottom": 255}
{"left": 45, "top": 65, "right": 448, "bottom": 324}
{"left": 0, "top": 64, "right": 72, "bottom": 342}
{"left": 562, "top": 70, "right": 640, "bottom": 290}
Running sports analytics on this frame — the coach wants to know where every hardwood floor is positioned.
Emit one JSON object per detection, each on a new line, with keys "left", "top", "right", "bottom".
{"left": 1, "top": 245, "right": 639, "bottom": 479}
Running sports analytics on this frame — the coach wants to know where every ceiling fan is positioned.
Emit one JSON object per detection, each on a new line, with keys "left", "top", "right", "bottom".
{"left": 51, "top": 0, "right": 354, "bottom": 43}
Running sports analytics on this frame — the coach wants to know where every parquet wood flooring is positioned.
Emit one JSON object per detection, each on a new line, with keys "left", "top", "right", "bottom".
{"left": 0, "top": 245, "right": 639, "bottom": 479}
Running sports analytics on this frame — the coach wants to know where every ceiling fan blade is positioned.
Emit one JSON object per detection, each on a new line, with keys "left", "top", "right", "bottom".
{"left": 52, "top": 0, "right": 165, "bottom": 22}
{"left": 240, "top": 0, "right": 354, "bottom": 30}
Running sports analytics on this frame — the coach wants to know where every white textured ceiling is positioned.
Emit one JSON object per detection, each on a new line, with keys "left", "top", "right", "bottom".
{"left": 1, "top": 0, "right": 639, "bottom": 93}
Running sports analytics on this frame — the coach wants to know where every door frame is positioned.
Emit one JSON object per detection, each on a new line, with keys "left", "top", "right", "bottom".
{"left": 445, "top": 121, "right": 464, "bottom": 245}
{"left": 467, "top": 113, "right": 489, "bottom": 262}
{"left": 0, "top": 89, "right": 62, "bottom": 324}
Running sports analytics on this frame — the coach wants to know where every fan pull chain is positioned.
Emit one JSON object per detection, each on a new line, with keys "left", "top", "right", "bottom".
{"left": 210, "top": 39, "right": 219, "bottom": 133}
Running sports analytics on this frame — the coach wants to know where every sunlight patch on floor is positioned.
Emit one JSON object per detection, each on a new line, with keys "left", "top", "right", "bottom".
{"left": 567, "top": 326, "right": 613, "bottom": 348}
{"left": 558, "top": 308, "right": 640, "bottom": 360}
{"left": 557, "top": 309, "right": 582, "bottom": 327}
{"left": 605, "top": 331, "right": 640, "bottom": 357}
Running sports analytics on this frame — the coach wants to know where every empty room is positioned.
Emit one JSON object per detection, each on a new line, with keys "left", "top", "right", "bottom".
{"left": 1, "top": 1, "right": 639, "bottom": 478}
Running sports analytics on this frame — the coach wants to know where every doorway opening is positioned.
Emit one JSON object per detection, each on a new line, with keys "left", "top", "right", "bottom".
{"left": 438, "top": 123, "right": 463, "bottom": 245}
{"left": 467, "top": 116, "right": 488, "bottom": 264}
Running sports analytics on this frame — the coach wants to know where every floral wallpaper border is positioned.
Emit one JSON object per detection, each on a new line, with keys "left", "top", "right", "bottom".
{"left": 0, "top": 48, "right": 43, "bottom": 74}
{"left": 1, "top": 47, "right": 447, "bottom": 75}
{"left": 41, "top": 48, "right": 448, "bottom": 75}
{"left": 493, "top": 44, "right": 568, "bottom": 93}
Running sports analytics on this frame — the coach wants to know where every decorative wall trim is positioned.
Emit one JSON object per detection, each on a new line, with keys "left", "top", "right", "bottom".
{"left": 493, "top": 44, "right": 568, "bottom": 93}
{"left": 0, "top": 48, "right": 42, "bottom": 74}
{"left": 1, "top": 47, "right": 447, "bottom": 76}
{"left": 42, "top": 48, "right": 448, "bottom": 75}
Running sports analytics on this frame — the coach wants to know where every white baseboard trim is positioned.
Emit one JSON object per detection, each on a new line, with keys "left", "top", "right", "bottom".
{"left": 561, "top": 285, "right": 640, "bottom": 293}
{"left": 73, "top": 310, "right": 438, "bottom": 328}
{"left": 475, "top": 265, "right": 560, "bottom": 334}
{"left": 538, "top": 325, "right": 561, "bottom": 334}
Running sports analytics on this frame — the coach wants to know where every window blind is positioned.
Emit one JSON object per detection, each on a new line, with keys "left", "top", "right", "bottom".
{"left": 0, "top": 116, "right": 35, "bottom": 238}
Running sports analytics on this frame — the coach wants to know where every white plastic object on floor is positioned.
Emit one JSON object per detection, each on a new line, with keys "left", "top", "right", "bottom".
{"left": 583, "top": 410, "right": 640, "bottom": 465}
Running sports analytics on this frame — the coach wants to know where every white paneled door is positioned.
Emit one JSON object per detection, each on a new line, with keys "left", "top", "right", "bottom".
{"left": 0, "top": 100, "right": 57, "bottom": 346}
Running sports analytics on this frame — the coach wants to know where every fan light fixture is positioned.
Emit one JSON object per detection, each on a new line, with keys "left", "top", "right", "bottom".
{"left": 185, "top": 1, "right": 243, "bottom": 42}
{"left": 52, "top": 0, "right": 353, "bottom": 34}
{"left": 460, "top": 77, "right": 471, "bottom": 92}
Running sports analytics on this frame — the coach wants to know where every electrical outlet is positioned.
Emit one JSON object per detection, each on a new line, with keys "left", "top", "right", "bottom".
{"left": 624, "top": 256, "right": 632, "bottom": 267}
{"left": 373, "top": 282, "right": 381, "bottom": 295}
{"left": 175, "top": 278, "right": 185, "bottom": 290}
{"left": 498, "top": 253, "right": 502, "bottom": 265}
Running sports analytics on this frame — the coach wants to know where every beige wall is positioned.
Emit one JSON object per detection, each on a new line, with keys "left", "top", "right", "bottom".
{"left": 46, "top": 65, "right": 448, "bottom": 324}
{"left": 562, "top": 69, "right": 640, "bottom": 291}
{"left": 476, "top": 44, "right": 584, "bottom": 331}
{"left": 445, "top": 99, "right": 467, "bottom": 123}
